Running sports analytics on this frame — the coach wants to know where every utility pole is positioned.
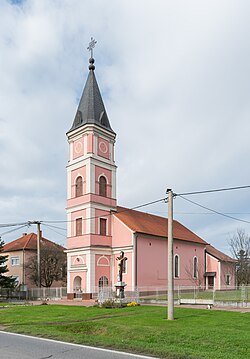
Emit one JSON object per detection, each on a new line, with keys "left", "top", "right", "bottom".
{"left": 167, "top": 188, "right": 174, "bottom": 320}
{"left": 36, "top": 221, "right": 41, "bottom": 288}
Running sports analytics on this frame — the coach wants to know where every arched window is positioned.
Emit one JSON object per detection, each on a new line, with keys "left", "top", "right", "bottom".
{"left": 174, "top": 255, "right": 179, "bottom": 278}
{"left": 99, "top": 276, "right": 108, "bottom": 288}
{"left": 99, "top": 176, "right": 107, "bottom": 197}
{"left": 193, "top": 257, "right": 198, "bottom": 278}
{"left": 75, "top": 176, "right": 83, "bottom": 197}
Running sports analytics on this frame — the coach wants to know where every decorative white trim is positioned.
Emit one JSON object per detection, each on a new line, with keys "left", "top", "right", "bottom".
{"left": 86, "top": 161, "right": 90, "bottom": 193}
{"left": 94, "top": 135, "right": 98, "bottom": 155}
{"left": 97, "top": 255, "right": 110, "bottom": 266}
{"left": 112, "top": 167, "right": 116, "bottom": 198}
{"left": 67, "top": 170, "right": 71, "bottom": 200}
{"left": 97, "top": 173, "right": 109, "bottom": 184}
{"left": 74, "top": 174, "right": 84, "bottom": 185}
{"left": 91, "top": 162, "right": 95, "bottom": 194}
{"left": 83, "top": 134, "right": 88, "bottom": 155}
{"left": 72, "top": 256, "right": 85, "bottom": 266}
{"left": 67, "top": 212, "right": 71, "bottom": 237}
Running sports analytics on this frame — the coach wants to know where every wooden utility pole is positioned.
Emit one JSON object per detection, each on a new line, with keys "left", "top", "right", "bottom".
{"left": 167, "top": 189, "right": 174, "bottom": 320}
{"left": 37, "top": 222, "right": 41, "bottom": 288}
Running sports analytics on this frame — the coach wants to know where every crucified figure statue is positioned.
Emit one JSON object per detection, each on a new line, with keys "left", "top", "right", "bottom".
{"left": 116, "top": 251, "right": 127, "bottom": 282}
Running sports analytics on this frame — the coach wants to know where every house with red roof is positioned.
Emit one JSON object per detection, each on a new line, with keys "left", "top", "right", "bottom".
{"left": 65, "top": 54, "right": 236, "bottom": 299}
{"left": 3, "top": 232, "right": 66, "bottom": 289}
{"left": 205, "top": 244, "right": 237, "bottom": 289}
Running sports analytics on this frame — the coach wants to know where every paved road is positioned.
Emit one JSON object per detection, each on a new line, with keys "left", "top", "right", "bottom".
{"left": 0, "top": 331, "right": 157, "bottom": 359}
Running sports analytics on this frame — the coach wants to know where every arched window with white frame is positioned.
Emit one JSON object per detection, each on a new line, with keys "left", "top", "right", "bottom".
{"left": 75, "top": 176, "right": 83, "bottom": 197}
{"left": 174, "top": 254, "right": 180, "bottom": 278}
{"left": 99, "top": 176, "right": 107, "bottom": 197}
{"left": 193, "top": 256, "right": 198, "bottom": 278}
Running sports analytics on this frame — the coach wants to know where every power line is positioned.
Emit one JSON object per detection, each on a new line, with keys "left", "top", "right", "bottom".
{"left": 0, "top": 224, "right": 30, "bottom": 238}
{"left": 42, "top": 197, "right": 167, "bottom": 224}
{"left": 176, "top": 184, "right": 250, "bottom": 197}
{"left": 42, "top": 223, "right": 67, "bottom": 240}
{"left": 0, "top": 221, "right": 29, "bottom": 228}
{"left": 179, "top": 195, "right": 250, "bottom": 225}
{"left": 41, "top": 223, "right": 67, "bottom": 232}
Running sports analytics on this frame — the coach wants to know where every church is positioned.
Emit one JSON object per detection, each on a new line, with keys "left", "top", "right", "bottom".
{"left": 65, "top": 52, "right": 236, "bottom": 299}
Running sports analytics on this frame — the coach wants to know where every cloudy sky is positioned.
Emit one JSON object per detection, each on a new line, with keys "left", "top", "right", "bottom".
{"left": 1, "top": 0, "right": 250, "bottom": 254}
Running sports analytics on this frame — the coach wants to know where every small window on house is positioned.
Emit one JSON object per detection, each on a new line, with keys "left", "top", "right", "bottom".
{"left": 11, "top": 257, "right": 20, "bottom": 266}
{"left": 226, "top": 274, "right": 230, "bottom": 285}
{"left": 76, "top": 218, "right": 82, "bottom": 236}
{"left": 100, "top": 218, "right": 107, "bottom": 236}
{"left": 193, "top": 257, "right": 198, "bottom": 278}
{"left": 99, "top": 176, "right": 107, "bottom": 197}
{"left": 75, "top": 176, "right": 83, "bottom": 197}
{"left": 174, "top": 255, "right": 179, "bottom": 278}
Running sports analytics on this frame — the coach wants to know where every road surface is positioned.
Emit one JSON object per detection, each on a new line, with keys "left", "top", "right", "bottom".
{"left": 0, "top": 331, "right": 157, "bottom": 359}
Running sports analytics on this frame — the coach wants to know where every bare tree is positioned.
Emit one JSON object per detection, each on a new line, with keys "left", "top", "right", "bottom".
{"left": 26, "top": 244, "right": 67, "bottom": 288}
{"left": 185, "top": 259, "right": 204, "bottom": 287}
{"left": 229, "top": 228, "right": 250, "bottom": 285}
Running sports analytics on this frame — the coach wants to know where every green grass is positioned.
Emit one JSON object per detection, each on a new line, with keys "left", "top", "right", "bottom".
{"left": 0, "top": 305, "right": 249, "bottom": 359}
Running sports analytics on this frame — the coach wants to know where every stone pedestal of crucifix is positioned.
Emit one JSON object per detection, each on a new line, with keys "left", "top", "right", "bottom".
{"left": 115, "top": 251, "right": 127, "bottom": 299}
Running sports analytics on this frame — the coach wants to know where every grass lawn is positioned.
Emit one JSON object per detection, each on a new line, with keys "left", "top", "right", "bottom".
{"left": 0, "top": 304, "right": 249, "bottom": 359}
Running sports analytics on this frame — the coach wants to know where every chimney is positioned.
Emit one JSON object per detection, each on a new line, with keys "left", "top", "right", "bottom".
{"left": 22, "top": 233, "right": 27, "bottom": 237}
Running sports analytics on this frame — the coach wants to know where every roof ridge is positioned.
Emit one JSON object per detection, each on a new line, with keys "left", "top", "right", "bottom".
{"left": 23, "top": 233, "right": 35, "bottom": 249}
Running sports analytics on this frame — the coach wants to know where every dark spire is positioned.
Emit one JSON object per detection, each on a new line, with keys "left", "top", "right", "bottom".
{"left": 68, "top": 57, "right": 114, "bottom": 134}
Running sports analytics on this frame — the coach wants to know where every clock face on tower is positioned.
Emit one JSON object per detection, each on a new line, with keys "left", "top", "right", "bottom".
{"left": 99, "top": 141, "right": 108, "bottom": 154}
{"left": 73, "top": 140, "right": 83, "bottom": 158}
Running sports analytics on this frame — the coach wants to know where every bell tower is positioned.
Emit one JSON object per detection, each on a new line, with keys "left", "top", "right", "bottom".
{"left": 66, "top": 41, "right": 117, "bottom": 298}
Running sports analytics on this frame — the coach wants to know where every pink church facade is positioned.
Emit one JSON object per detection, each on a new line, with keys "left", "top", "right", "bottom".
{"left": 65, "top": 56, "right": 236, "bottom": 299}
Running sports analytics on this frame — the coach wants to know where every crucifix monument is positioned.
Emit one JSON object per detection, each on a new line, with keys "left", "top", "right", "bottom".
{"left": 115, "top": 251, "right": 127, "bottom": 299}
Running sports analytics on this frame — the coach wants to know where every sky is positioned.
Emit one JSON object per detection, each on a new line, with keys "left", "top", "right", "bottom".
{"left": 1, "top": 0, "right": 250, "bottom": 254}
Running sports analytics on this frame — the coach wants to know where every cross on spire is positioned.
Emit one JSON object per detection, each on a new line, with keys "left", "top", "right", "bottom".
{"left": 87, "top": 37, "right": 97, "bottom": 58}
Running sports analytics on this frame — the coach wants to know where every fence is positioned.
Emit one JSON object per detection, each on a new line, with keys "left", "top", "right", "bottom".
{"left": 1, "top": 285, "right": 249, "bottom": 307}
{"left": 96, "top": 285, "right": 250, "bottom": 308}
{"left": 0, "top": 287, "right": 67, "bottom": 301}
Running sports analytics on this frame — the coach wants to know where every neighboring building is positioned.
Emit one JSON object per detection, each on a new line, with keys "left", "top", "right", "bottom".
{"left": 205, "top": 244, "right": 237, "bottom": 290}
{"left": 65, "top": 55, "right": 236, "bottom": 299}
{"left": 3, "top": 232, "right": 66, "bottom": 289}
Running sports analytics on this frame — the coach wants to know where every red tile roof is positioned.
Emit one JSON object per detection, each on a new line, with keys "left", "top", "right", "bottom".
{"left": 206, "top": 244, "right": 236, "bottom": 263}
{"left": 3, "top": 233, "right": 64, "bottom": 252}
{"left": 114, "top": 206, "right": 207, "bottom": 245}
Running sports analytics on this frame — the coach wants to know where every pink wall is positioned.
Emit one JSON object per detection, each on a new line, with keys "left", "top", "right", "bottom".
{"left": 206, "top": 254, "right": 236, "bottom": 289}
{"left": 72, "top": 137, "right": 84, "bottom": 159}
{"left": 95, "top": 209, "right": 111, "bottom": 235}
{"left": 71, "top": 166, "right": 86, "bottom": 198}
{"left": 95, "top": 254, "right": 111, "bottom": 287}
{"left": 87, "top": 133, "right": 94, "bottom": 153}
{"left": 95, "top": 166, "right": 112, "bottom": 198}
{"left": 69, "top": 272, "right": 86, "bottom": 292}
{"left": 112, "top": 216, "right": 133, "bottom": 247}
{"left": 220, "top": 262, "right": 236, "bottom": 287}
{"left": 70, "top": 209, "right": 86, "bottom": 237}
{"left": 67, "top": 194, "right": 116, "bottom": 209}
{"left": 97, "top": 137, "right": 110, "bottom": 159}
{"left": 71, "top": 254, "right": 86, "bottom": 266}
{"left": 137, "top": 235, "right": 205, "bottom": 288}
{"left": 67, "top": 234, "right": 112, "bottom": 249}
